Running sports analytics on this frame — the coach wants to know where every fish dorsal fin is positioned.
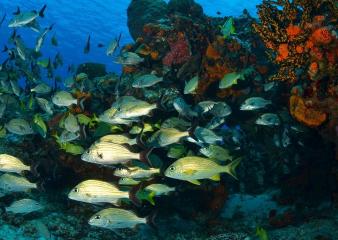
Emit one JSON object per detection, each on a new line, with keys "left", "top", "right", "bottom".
{"left": 183, "top": 169, "right": 197, "bottom": 175}
{"left": 13, "top": 7, "right": 20, "bottom": 15}
{"left": 209, "top": 174, "right": 220, "bottom": 181}
{"left": 187, "top": 179, "right": 201, "bottom": 185}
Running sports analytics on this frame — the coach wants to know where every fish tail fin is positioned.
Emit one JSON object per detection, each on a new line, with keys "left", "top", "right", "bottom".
{"left": 188, "top": 119, "right": 199, "bottom": 137}
{"left": 222, "top": 157, "right": 241, "bottom": 180}
{"left": 117, "top": 32, "right": 122, "bottom": 47}
{"left": 139, "top": 147, "right": 154, "bottom": 166}
{"left": 39, "top": 4, "right": 47, "bottom": 18}
{"left": 136, "top": 121, "right": 147, "bottom": 149}
{"left": 13, "top": 7, "right": 20, "bottom": 15}
{"left": 49, "top": 23, "right": 55, "bottom": 30}
{"left": 129, "top": 183, "right": 143, "bottom": 207}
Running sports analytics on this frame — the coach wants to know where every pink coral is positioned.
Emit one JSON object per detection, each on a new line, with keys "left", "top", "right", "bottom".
{"left": 163, "top": 38, "right": 191, "bottom": 66}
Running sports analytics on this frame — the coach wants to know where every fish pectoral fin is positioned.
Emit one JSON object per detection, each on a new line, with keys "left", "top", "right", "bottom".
{"left": 146, "top": 191, "right": 156, "bottom": 206}
{"left": 187, "top": 179, "right": 201, "bottom": 185}
{"left": 183, "top": 169, "right": 197, "bottom": 175}
{"left": 209, "top": 174, "right": 220, "bottom": 181}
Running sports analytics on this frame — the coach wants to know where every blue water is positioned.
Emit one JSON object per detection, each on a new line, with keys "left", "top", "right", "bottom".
{"left": 0, "top": 0, "right": 261, "bottom": 75}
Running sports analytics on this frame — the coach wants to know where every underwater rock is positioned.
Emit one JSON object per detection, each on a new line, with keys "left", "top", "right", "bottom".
{"left": 127, "top": 0, "right": 168, "bottom": 40}
{"left": 76, "top": 62, "right": 106, "bottom": 79}
{"left": 168, "top": 0, "right": 204, "bottom": 19}
{"left": 221, "top": 192, "right": 286, "bottom": 226}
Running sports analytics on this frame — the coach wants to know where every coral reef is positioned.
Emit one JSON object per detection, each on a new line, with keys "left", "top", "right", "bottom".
{"left": 253, "top": 0, "right": 337, "bottom": 132}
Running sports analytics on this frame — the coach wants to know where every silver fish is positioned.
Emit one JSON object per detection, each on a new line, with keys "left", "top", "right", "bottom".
{"left": 184, "top": 76, "right": 199, "bottom": 94}
{"left": 8, "top": 5, "right": 46, "bottom": 28}
{"left": 194, "top": 127, "right": 223, "bottom": 144}
{"left": 118, "top": 177, "right": 141, "bottom": 186}
{"left": 52, "top": 91, "right": 77, "bottom": 107}
{"left": 6, "top": 198, "right": 43, "bottom": 214}
{"left": 5, "top": 118, "right": 34, "bottom": 135}
{"left": 14, "top": 37, "right": 27, "bottom": 61}
{"left": 161, "top": 117, "right": 191, "bottom": 130}
{"left": 173, "top": 97, "right": 197, "bottom": 118}
{"left": 89, "top": 208, "right": 146, "bottom": 230}
{"left": 114, "top": 52, "right": 144, "bottom": 65}
{"left": 263, "top": 81, "right": 277, "bottom": 92}
{"left": 59, "top": 130, "right": 80, "bottom": 143}
{"left": 64, "top": 113, "right": 80, "bottom": 133}
{"left": 255, "top": 113, "right": 280, "bottom": 126}
{"left": 240, "top": 97, "right": 272, "bottom": 111}
{"left": 31, "top": 83, "right": 52, "bottom": 94}
{"left": 145, "top": 184, "right": 175, "bottom": 196}
{"left": 106, "top": 33, "right": 121, "bottom": 56}
{"left": 10, "top": 80, "right": 21, "bottom": 97}
{"left": 206, "top": 116, "right": 225, "bottom": 130}
{"left": 210, "top": 102, "right": 232, "bottom": 117}
{"left": 99, "top": 109, "right": 138, "bottom": 125}
{"left": 148, "top": 128, "right": 190, "bottom": 147}
{"left": 132, "top": 74, "right": 163, "bottom": 88}
{"left": 199, "top": 145, "right": 233, "bottom": 161}
{"left": 35, "top": 24, "right": 53, "bottom": 52}
{"left": 113, "top": 100, "right": 157, "bottom": 119}
{"left": 36, "top": 97, "right": 53, "bottom": 115}
{"left": 194, "top": 101, "right": 217, "bottom": 114}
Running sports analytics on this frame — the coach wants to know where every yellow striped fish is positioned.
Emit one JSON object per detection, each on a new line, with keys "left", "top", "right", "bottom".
{"left": 89, "top": 208, "right": 146, "bottom": 230}
{"left": 68, "top": 179, "right": 128, "bottom": 205}
{"left": 81, "top": 142, "right": 141, "bottom": 165}
{"left": 0, "top": 154, "right": 30, "bottom": 174}
{"left": 164, "top": 156, "right": 241, "bottom": 185}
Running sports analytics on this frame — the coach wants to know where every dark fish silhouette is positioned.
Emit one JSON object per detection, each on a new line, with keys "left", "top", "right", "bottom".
{"left": 84, "top": 34, "right": 91, "bottom": 54}
{"left": 0, "top": 13, "right": 6, "bottom": 27}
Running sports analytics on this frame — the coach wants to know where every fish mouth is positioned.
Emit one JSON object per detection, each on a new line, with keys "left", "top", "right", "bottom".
{"left": 68, "top": 192, "right": 77, "bottom": 200}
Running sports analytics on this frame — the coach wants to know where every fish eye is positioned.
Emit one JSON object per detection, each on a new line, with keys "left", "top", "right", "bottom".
{"left": 95, "top": 215, "right": 101, "bottom": 220}
{"left": 74, "top": 187, "right": 79, "bottom": 193}
{"left": 169, "top": 166, "right": 175, "bottom": 171}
